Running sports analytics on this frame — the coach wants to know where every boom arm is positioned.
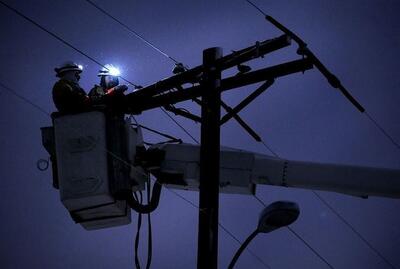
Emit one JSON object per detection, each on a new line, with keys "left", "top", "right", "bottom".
{"left": 252, "top": 154, "right": 400, "bottom": 198}
{"left": 149, "top": 143, "right": 400, "bottom": 199}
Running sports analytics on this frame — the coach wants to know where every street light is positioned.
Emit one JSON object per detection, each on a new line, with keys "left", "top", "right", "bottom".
{"left": 228, "top": 201, "right": 300, "bottom": 269}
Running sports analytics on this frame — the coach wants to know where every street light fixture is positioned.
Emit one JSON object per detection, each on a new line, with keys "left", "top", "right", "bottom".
{"left": 228, "top": 201, "right": 300, "bottom": 269}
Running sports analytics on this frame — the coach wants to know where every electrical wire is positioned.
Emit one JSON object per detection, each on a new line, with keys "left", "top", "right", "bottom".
{"left": 312, "top": 191, "right": 398, "bottom": 269}
{"left": 161, "top": 108, "right": 199, "bottom": 144}
{"left": 245, "top": 1, "right": 400, "bottom": 268}
{"left": 244, "top": 0, "right": 400, "bottom": 153}
{"left": 287, "top": 227, "right": 335, "bottom": 269}
{"left": 0, "top": 81, "right": 50, "bottom": 116}
{"left": 365, "top": 111, "right": 400, "bottom": 151}
{"left": 83, "top": 0, "right": 181, "bottom": 65}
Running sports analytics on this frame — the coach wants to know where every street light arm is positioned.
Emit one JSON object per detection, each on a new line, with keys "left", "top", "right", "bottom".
{"left": 228, "top": 229, "right": 259, "bottom": 269}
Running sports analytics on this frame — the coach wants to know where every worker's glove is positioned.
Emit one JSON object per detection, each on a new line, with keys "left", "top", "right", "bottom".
{"left": 114, "top": 85, "right": 128, "bottom": 93}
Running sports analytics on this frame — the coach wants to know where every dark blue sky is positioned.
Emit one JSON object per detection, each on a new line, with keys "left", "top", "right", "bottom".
{"left": 0, "top": 0, "right": 399, "bottom": 268}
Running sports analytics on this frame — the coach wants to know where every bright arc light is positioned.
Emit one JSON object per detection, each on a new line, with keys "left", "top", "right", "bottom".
{"left": 78, "top": 64, "right": 83, "bottom": 70}
{"left": 108, "top": 65, "right": 121, "bottom": 76}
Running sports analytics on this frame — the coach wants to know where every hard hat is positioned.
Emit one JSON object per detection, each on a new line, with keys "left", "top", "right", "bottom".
{"left": 55, "top": 61, "right": 83, "bottom": 77}
{"left": 98, "top": 64, "right": 121, "bottom": 77}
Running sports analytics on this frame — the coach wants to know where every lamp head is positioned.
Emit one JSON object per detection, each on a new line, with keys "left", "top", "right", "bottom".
{"left": 257, "top": 201, "right": 300, "bottom": 233}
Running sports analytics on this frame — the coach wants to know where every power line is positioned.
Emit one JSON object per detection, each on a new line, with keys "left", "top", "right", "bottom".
{"left": 0, "top": 0, "right": 141, "bottom": 89}
{"left": 160, "top": 108, "right": 199, "bottom": 144}
{"left": 0, "top": 81, "right": 50, "bottom": 116}
{"left": 244, "top": 0, "right": 400, "bottom": 153}
{"left": 83, "top": 0, "right": 181, "bottom": 65}
{"left": 287, "top": 226, "right": 335, "bottom": 269}
{"left": 313, "top": 191, "right": 398, "bottom": 269}
{"left": 245, "top": 0, "right": 268, "bottom": 17}
{"left": 365, "top": 111, "right": 400, "bottom": 151}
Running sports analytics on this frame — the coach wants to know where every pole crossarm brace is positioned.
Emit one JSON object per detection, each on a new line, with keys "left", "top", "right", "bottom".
{"left": 192, "top": 97, "right": 261, "bottom": 142}
{"left": 125, "top": 58, "right": 313, "bottom": 114}
{"left": 125, "top": 34, "right": 291, "bottom": 102}
{"left": 220, "top": 79, "right": 275, "bottom": 125}
{"left": 219, "top": 101, "right": 261, "bottom": 142}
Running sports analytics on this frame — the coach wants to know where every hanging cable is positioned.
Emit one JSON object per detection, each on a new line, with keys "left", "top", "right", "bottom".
{"left": 146, "top": 177, "right": 153, "bottom": 269}
{"left": 131, "top": 123, "right": 182, "bottom": 144}
{"left": 134, "top": 191, "right": 143, "bottom": 269}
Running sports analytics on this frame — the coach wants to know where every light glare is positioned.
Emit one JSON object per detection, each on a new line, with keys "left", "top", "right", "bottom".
{"left": 108, "top": 66, "right": 121, "bottom": 76}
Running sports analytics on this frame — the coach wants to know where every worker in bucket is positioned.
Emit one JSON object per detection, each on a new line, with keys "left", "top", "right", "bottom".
{"left": 88, "top": 64, "right": 128, "bottom": 109}
{"left": 52, "top": 61, "right": 90, "bottom": 113}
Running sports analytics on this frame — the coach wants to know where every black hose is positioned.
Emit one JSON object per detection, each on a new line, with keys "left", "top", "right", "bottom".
{"left": 145, "top": 179, "right": 153, "bottom": 269}
{"left": 134, "top": 192, "right": 143, "bottom": 269}
{"left": 117, "top": 181, "right": 162, "bottom": 214}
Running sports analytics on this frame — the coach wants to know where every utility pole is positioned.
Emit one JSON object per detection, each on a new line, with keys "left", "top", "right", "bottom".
{"left": 197, "top": 47, "right": 223, "bottom": 269}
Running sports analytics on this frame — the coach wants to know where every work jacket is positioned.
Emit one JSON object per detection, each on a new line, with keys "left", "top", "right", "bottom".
{"left": 52, "top": 79, "right": 90, "bottom": 113}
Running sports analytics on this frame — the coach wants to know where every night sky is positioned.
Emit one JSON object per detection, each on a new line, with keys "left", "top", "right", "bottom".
{"left": 1, "top": 0, "right": 400, "bottom": 268}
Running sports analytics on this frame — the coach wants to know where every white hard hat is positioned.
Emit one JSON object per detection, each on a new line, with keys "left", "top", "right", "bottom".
{"left": 55, "top": 61, "right": 83, "bottom": 77}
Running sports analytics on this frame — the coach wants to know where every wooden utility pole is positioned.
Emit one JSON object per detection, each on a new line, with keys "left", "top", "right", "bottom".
{"left": 197, "top": 47, "right": 223, "bottom": 269}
